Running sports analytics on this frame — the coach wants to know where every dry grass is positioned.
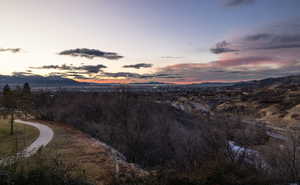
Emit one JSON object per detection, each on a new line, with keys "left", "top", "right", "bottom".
{"left": 0, "top": 119, "right": 39, "bottom": 157}
{"left": 36, "top": 120, "right": 145, "bottom": 185}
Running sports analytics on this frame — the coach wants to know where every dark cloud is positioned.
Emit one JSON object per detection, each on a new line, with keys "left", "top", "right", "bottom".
{"left": 102, "top": 72, "right": 182, "bottom": 79}
{"left": 257, "top": 44, "right": 300, "bottom": 50}
{"left": 225, "top": 0, "right": 256, "bottom": 6}
{"left": 140, "top": 73, "right": 182, "bottom": 79}
{"left": 70, "top": 75, "right": 91, "bottom": 80}
{"left": 103, "top": 72, "right": 141, "bottom": 78}
{"left": 48, "top": 71, "right": 94, "bottom": 79}
{"left": 12, "top": 71, "right": 34, "bottom": 76}
{"left": 245, "top": 33, "right": 300, "bottom": 43}
{"left": 0, "top": 48, "right": 21, "bottom": 53}
{"left": 123, "top": 63, "right": 153, "bottom": 69}
{"left": 245, "top": 33, "right": 273, "bottom": 41}
{"left": 63, "top": 73, "right": 91, "bottom": 80}
{"left": 74, "top": 64, "right": 107, "bottom": 73}
{"left": 59, "top": 48, "right": 123, "bottom": 60}
{"left": 214, "top": 20, "right": 300, "bottom": 54}
{"left": 210, "top": 41, "right": 239, "bottom": 54}
{"left": 31, "top": 64, "right": 73, "bottom": 70}
{"left": 31, "top": 64, "right": 107, "bottom": 74}
{"left": 243, "top": 33, "right": 300, "bottom": 50}
{"left": 48, "top": 72, "right": 67, "bottom": 77}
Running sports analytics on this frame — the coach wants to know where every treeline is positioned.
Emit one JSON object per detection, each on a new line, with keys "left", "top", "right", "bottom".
{"left": 0, "top": 83, "right": 33, "bottom": 135}
{"left": 33, "top": 90, "right": 206, "bottom": 168}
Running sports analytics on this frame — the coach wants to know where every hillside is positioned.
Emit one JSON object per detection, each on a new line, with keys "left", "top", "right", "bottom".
{"left": 0, "top": 75, "right": 80, "bottom": 87}
{"left": 161, "top": 75, "right": 300, "bottom": 129}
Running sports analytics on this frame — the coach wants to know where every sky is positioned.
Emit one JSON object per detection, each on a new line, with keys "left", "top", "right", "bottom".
{"left": 0, "top": 0, "right": 300, "bottom": 84}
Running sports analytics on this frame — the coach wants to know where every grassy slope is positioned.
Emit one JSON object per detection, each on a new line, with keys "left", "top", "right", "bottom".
{"left": 0, "top": 119, "right": 39, "bottom": 157}
{"left": 36, "top": 120, "right": 145, "bottom": 185}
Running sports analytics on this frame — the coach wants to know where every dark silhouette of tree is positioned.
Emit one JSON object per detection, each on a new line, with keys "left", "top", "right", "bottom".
{"left": 1, "top": 84, "right": 17, "bottom": 135}
{"left": 20, "top": 82, "right": 33, "bottom": 119}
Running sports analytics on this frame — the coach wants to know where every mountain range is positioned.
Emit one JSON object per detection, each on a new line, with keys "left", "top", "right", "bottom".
{"left": 1, "top": 74, "right": 300, "bottom": 89}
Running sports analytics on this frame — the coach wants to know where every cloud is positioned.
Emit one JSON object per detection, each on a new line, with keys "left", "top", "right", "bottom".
{"left": 31, "top": 64, "right": 107, "bottom": 74}
{"left": 74, "top": 64, "right": 107, "bottom": 73}
{"left": 257, "top": 44, "right": 300, "bottom": 50}
{"left": 141, "top": 73, "right": 182, "bottom": 79}
{"left": 49, "top": 72, "right": 90, "bottom": 80}
{"left": 103, "top": 72, "right": 141, "bottom": 78}
{"left": 12, "top": 71, "right": 34, "bottom": 76}
{"left": 31, "top": 64, "right": 73, "bottom": 70}
{"left": 213, "top": 19, "right": 300, "bottom": 54}
{"left": 244, "top": 33, "right": 300, "bottom": 50}
{"left": 102, "top": 72, "right": 182, "bottom": 79}
{"left": 156, "top": 57, "right": 300, "bottom": 83}
{"left": 244, "top": 33, "right": 273, "bottom": 41}
{"left": 123, "top": 63, "right": 153, "bottom": 69}
{"left": 58, "top": 48, "right": 123, "bottom": 60}
{"left": 197, "top": 19, "right": 300, "bottom": 83}
{"left": 0, "top": 48, "right": 21, "bottom": 53}
{"left": 210, "top": 41, "right": 239, "bottom": 54}
{"left": 161, "top": 56, "right": 278, "bottom": 72}
{"left": 161, "top": 56, "right": 184, "bottom": 59}
{"left": 224, "top": 0, "right": 256, "bottom": 6}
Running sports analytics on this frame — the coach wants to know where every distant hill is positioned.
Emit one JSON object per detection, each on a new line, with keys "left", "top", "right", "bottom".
{"left": 2, "top": 74, "right": 300, "bottom": 91}
{"left": 234, "top": 75, "right": 300, "bottom": 88}
{"left": 128, "top": 81, "right": 170, "bottom": 86}
{"left": 185, "top": 82, "right": 236, "bottom": 88}
{"left": 0, "top": 75, "right": 79, "bottom": 87}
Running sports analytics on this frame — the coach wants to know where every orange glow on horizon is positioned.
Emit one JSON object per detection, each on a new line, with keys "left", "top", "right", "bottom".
{"left": 76, "top": 79, "right": 132, "bottom": 84}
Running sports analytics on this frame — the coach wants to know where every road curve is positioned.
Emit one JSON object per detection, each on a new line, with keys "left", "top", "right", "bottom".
{"left": 15, "top": 120, "right": 54, "bottom": 157}
{"left": 0, "top": 120, "right": 54, "bottom": 165}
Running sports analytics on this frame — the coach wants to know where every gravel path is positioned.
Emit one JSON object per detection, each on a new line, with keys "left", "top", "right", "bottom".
{"left": 14, "top": 119, "right": 54, "bottom": 157}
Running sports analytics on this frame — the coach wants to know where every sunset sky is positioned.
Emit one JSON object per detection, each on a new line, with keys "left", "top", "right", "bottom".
{"left": 1, "top": 0, "right": 300, "bottom": 84}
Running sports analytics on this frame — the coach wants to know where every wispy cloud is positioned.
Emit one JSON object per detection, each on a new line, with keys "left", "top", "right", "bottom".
{"left": 123, "top": 63, "right": 153, "bottom": 69}
{"left": 31, "top": 64, "right": 107, "bottom": 74}
{"left": 210, "top": 41, "right": 239, "bottom": 54}
{"left": 12, "top": 71, "right": 34, "bottom": 76}
{"left": 58, "top": 48, "right": 123, "bottom": 60}
{"left": 212, "top": 19, "right": 300, "bottom": 53}
{"left": 0, "top": 48, "right": 21, "bottom": 53}
{"left": 224, "top": 0, "right": 256, "bottom": 7}
{"left": 153, "top": 19, "right": 300, "bottom": 83}
{"left": 101, "top": 72, "right": 182, "bottom": 79}
{"left": 156, "top": 57, "right": 300, "bottom": 82}
{"left": 161, "top": 56, "right": 184, "bottom": 59}
{"left": 31, "top": 64, "right": 73, "bottom": 70}
{"left": 244, "top": 33, "right": 300, "bottom": 50}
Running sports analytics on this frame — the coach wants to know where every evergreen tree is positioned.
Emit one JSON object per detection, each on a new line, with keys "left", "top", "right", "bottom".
{"left": 22, "top": 82, "right": 31, "bottom": 96}
{"left": 20, "top": 83, "right": 33, "bottom": 119}
{"left": 2, "top": 84, "right": 17, "bottom": 135}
